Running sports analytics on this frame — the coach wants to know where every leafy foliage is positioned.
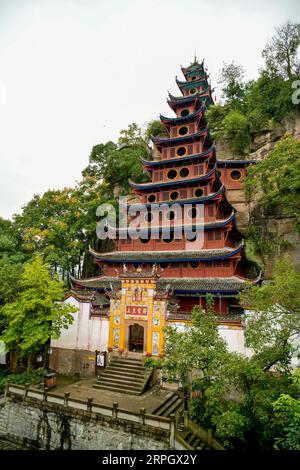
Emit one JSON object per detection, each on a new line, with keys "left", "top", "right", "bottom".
{"left": 244, "top": 137, "right": 300, "bottom": 231}
{"left": 0, "top": 256, "right": 77, "bottom": 364}
{"left": 239, "top": 256, "right": 300, "bottom": 372}
{"left": 272, "top": 369, "right": 300, "bottom": 450}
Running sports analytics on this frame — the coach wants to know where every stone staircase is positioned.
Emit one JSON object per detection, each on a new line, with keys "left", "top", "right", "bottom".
{"left": 152, "top": 393, "right": 183, "bottom": 417}
{"left": 93, "top": 357, "right": 151, "bottom": 395}
{"left": 153, "top": 394, "right": 212, "bottom": 450}
{"left": 176, "top": 429, "right": 208, "bottom": 450}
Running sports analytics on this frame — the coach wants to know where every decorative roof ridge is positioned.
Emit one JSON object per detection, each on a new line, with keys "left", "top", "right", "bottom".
{"left": 168, "top": 88, "right": 209, "bottom": 101}
{"left": 90, "top": 244, "right": 243, "bottom": 263}
{"left": 175, "top": 76, "right": 207, "bottom": 87}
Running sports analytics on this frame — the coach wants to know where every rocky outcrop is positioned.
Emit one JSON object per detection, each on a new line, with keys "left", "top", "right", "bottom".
{"left": 217, "top": 110, "right": 300, "bottom": 275}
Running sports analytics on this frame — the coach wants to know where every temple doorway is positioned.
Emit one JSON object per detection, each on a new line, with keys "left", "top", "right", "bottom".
{"left": 128, "top": 324, "right": 144, "bottom": 353}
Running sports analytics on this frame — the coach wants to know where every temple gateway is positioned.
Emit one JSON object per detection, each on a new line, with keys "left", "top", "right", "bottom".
{"left": 50, "top": 59, "right": 259, "bottom": 376}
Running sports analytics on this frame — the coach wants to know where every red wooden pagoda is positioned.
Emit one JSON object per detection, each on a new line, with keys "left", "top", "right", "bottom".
{"left": 72, "top": 59, "right": 259, "bottom": 357}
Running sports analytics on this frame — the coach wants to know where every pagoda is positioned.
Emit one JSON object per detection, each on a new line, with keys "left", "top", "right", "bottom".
{"left": 70, "top": 59, "right": 259, "bottom": 358}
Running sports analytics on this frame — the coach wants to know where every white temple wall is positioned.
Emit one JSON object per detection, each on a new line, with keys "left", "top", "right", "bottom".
{"left": 49, "top": 296, "right": 109, "bottom": 376}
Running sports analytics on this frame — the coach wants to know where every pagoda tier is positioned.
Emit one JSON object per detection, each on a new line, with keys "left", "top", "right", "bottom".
{"left": 74, "top": 59, "right": 258, "bottom": 325}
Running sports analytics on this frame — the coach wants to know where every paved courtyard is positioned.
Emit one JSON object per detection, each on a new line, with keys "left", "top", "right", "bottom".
{"left": 50, "top": 377, "right": 176, "bottom": 414}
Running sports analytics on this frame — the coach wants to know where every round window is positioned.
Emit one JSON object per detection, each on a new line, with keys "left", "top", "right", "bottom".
{"left": 167, "top": 169, "right": 177, "bottom": 180}
{"left": 191, "top": 76, "right": 197, "bottom": 81}
{"left": 159, "top": 262, "right": 170, "bottom": 270}
{"left": 188, "top": 208, "right": 198, "bottom": 219}
{"left": 180, "top": 109, "right": 190, "bottom": 117}
{"left": 230, "top": 170, "right": 242, "bottom": 180}
{"left": 148, "top": 194, "right": 157, "bottom": 203}
{"left": 217, "top": 170, "right": 222, "bottom": 178}
{"left": 194, "top": 188, "right": 203, "bottom": 198}
{"left": 178, "top": 126, "right": 188, "bottom": 136}
{"left": 190, "top": 88, "right": 197, "bottom": 95}
{"left": 177, "top": 146, "right": 186, "bottom": 157}
{"left": 170, "top": 191, "right": 179, "bottom": 201}
{"left": 189, "top": 261, "right": 200, "bottom": 269}
{"left": 180, "top": 167, "right": 189, "bottom": 178}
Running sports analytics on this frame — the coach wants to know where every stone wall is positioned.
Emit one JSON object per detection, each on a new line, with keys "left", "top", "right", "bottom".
{"left": 0, "top": 393, "right": 169, "bottom": 450}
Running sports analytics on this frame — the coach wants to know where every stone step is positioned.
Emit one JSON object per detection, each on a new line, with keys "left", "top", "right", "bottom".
{"left": 153, "top": 394, "right": 179, "bottom": 416}
{"left": 109, "top": 362, "right": 144, "bottom": 372}
{"left": 106, "top": 365, "right": 145, "bottom": 377}
{"left": 161, "top": 398, "right": 182, "bottom": 417}
{"left": 98, "top": 382, "right": 142, "bottom": 393}
{"left": 98, "top": 376, "right": 144, "bottom": 388}
{"left": 93, "top": 383, "right": 141, "bottom": 395}
{"left": 100, "top": 372, "right": 144, "bottom": 384}
{"left": 179, "top": 430, "right": 205, "bottom": 450}
{"left": 111, "top": 357, "right": 143, "bottom": 364}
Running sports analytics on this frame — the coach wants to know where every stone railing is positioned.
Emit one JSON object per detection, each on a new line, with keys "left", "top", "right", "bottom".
{"left": 4, "top": 384, "right": 224, "bottom": 450}
{"left": 181, "top": 411, "right": 224, "bottom": 450}
{"left": 4, "top": 383, "right": 175, "bottom": 447}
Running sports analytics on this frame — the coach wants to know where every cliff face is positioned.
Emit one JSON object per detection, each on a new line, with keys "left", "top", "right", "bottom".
{"left": 216, "top": 110, "right": 300, "bottom": 276}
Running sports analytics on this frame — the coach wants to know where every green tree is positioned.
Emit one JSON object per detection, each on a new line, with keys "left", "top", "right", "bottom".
{"left": 272, "top": 369, "right": 300, "bottom": 450}
{"left": 262, "top": 21, "right": 300, "bottom": 79}
{"left": 0, "top": 217, "right": 26, "bottom": 263}
{"left": 239, "top": 256, "right": 300, "bottom": 372}
{"left": 244, "top": 137, "right": 300, "bottom": 231}
{"left": 222, "top": 110, "right": 250, "bottom": 155}
{"left": 161, "top": 295, "right": 227, "bottom": 408}
{"left": 1, "top": 256, "right": 77, "bottom": 371}
{"left": 218, "top": 61, "right": 246, "bottom": 107}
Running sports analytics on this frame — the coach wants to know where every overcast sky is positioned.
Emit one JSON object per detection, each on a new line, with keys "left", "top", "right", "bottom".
{"left": 0, "top": 0, "right": 299, "bottom": 219}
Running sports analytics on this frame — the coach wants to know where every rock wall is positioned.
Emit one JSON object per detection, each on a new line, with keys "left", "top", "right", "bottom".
{"left": 216, "top": 110, "right": 300, "bottom": 274}
{"left": 0, "top": 397, "right": 168, "bottom": 450}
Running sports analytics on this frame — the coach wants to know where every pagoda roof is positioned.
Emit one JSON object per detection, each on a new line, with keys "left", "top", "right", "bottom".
{"left": 119, "top": 184, "right": 227, "bottom": 209}
{"left": 168, "top": 89, "right": 209, "bottom": 103}
{"left": 109, "top": 212, "right": 237, "bottom": 235}
{"left": 167, "top": 93, "right": 200, "bottom": 107}
{"left": 181, "top": 60, "right": 205, "bottom": 76}
{"left": 151, "top": 126, "right": 208, "bottom": 145}
{"left": 176, "top": 76, "right": 207, "bottom": 88}
{"left": 71, "top": 274, "right": 255, "bottom": 294}
{"left": 129, "top": 165, "right": 216, "bottom": 190}
{"left": 89, "top": 245, "right": 243, "bottom": 263}
{"left": 216, "top": 159, "right": 257, "bottom": 167}
{"left": 141, "top": 144, "right": 215, "bottom": 167}
{"left": 160, "top": 106, "right": 203, "bottom": 124}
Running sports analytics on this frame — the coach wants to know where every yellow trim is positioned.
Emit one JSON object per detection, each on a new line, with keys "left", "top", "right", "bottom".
{"left": 147, "top": 193, "right": 157, "bottom": 203}
{"left": 178, "top": 125, "right": 189, "bottom": 137}
{"left": 176, "top": 145, "right": 188, "bottom": 157}
{"left": 167, "top": 169, "right": 178, "bottom": 180}
{"left": 194, "top": 187, "right": 204, "bottom": 198}
{"left": 169, "top": 190, "right": 179, "bottom": 201}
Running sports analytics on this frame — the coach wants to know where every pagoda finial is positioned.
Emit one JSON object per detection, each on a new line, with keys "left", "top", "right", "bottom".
{"left": 194, "top": 49, "right": 197, "bottom": 63}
